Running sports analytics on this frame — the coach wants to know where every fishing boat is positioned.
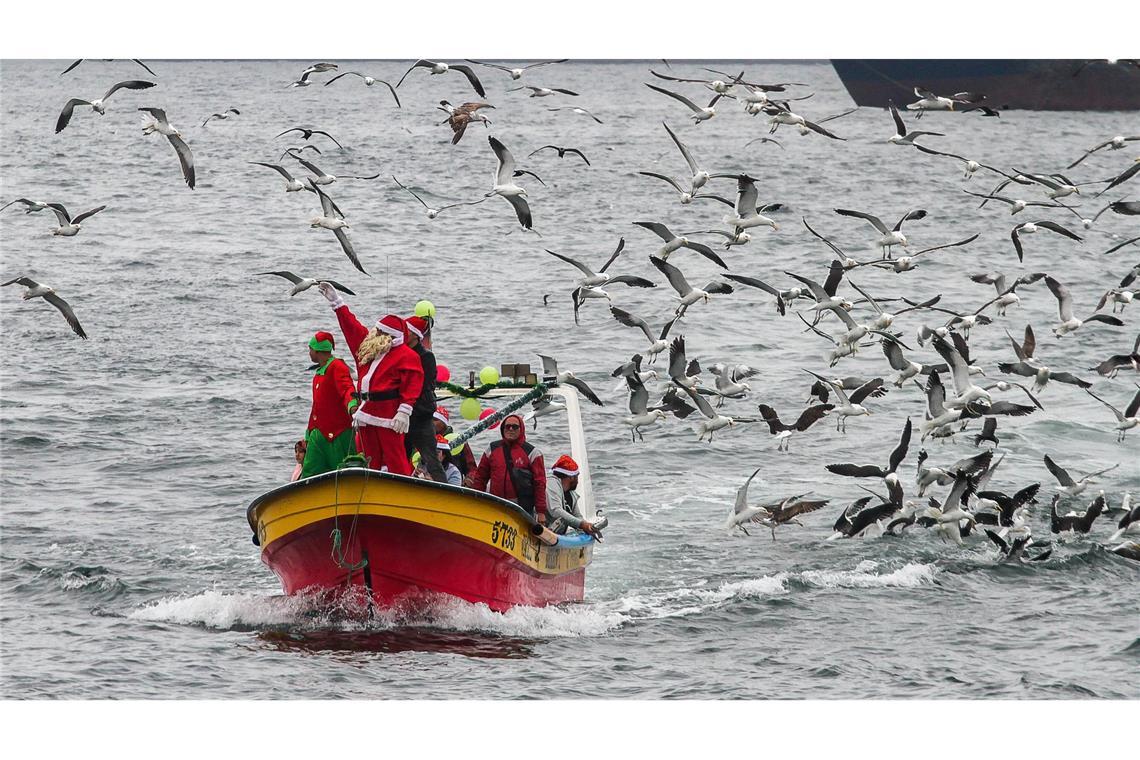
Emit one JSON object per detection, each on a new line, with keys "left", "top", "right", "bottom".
{"left": 831, "top": 59, "right": 1140, "bottom": 111}
{"left": 246, "top": 382, "right": 603, "bottom": 613}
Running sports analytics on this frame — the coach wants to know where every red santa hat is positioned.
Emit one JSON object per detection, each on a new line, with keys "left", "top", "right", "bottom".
{"left": 552, "top": 455, "right": 579, "bottom": 478}
{"left": 405, "top": 315, "right": 430, "bottom": 340}
{"left": 375, "top": 314, "right": 406, "bottom": 345}
{"left": 433, "top": 407, "right": 449, "bottom": 424}
{"left": 308, "top": 331, "right": 335, "bottom": 352}
{"left": 435, "top": 434, "right": 452, "bottom": 451}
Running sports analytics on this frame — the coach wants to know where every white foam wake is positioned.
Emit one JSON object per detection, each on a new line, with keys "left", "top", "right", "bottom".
{"left": 798, "top": 560, "right": 937, "bottom": 589}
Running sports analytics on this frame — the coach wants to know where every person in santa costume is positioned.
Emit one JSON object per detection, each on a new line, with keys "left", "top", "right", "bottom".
{"left": 317, "top": 283, "right": 423, "bottom": 475}
{"left": 299, "top": 330, "right": 359, "bottom": 479}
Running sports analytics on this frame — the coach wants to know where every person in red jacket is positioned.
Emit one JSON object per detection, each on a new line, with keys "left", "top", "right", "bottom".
{"left": 300, "top": 330, "right": 359, "bottom": 478}
{"left": 318, "top": 283, "right": 423, "bottom": 475}
{"left": 469, "top": 414, "right": 548, "bottom": 523}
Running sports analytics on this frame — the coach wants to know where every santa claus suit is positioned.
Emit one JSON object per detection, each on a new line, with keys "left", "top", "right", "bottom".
{"left": 329, "top": 305, "right": 424, "bottom": 475}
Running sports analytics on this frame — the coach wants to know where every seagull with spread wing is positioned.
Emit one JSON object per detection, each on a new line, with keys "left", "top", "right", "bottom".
{"left": 138, "top": 108, "right": 195, "bottom": 189}
{"left": 55, "top": 79, "right": 156, "bottom": 133}
{"left": 397, "top": 60, "right": 486, "bottom": 97}
{"left": 650, "top": 256, "right": 734, "bottom": 317}
{"left": 2, "top": 277, "right": 87, "bottom": 338}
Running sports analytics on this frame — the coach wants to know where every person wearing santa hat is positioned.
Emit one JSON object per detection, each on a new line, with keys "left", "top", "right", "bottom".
{"left": 317, "top": 283, "right": 423, "bottom": 475}
{"left": 403, "top": 314, "right": 446, "bottom": 482}
{"left": 299, "top": 331, "right": 359, "bottom": 479}
{"left": 432, "top": 407, "right": 478, "bottom": 481}
{"left": 545, "top": 454, "right": 599, "bottom": 536}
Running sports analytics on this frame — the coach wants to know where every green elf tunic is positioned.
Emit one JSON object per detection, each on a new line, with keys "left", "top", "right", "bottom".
{"left": 301, "top": 355, "right": 359, "bottom": 478}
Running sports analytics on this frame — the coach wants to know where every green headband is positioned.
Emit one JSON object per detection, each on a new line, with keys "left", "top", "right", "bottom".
{"left": 309, "top": 337, "right": 334, "bottom": 352}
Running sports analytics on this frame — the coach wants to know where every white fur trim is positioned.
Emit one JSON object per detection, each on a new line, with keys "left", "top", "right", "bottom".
{"left": 329, "top": 298, "right": 346, "bottom": 310}
{"left": 407, "top": 323, "right": 424, "bottom": 339}
{"left": 353, "top": 409, "right": 400, "bottom": 429}
{"left": 433, "top": 410, "right": 449, "bottom": 424}
{"left": 375, "top": 319, "right": 405, "bottom": 345}
{"left": 397, "top": 403, "right": 413, "bottom": 416}
{"left": 553, "top": 466, "right": 579, "bottom": 477}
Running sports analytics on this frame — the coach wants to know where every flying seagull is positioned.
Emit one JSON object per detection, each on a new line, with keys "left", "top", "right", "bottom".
{"left": 623, "top": 373, "right": 667, "bottom": 442}
{"left": 528, "top": 145, "right": 590, "bottom": 166}
{"left": 834, "top": 207, "right": 928, "bottom": 257}
{"left": 56, "top": 80, "right": 156, "bottom": 133}
{"left": 60, "top": 59, "right": 156, "bottom": 77}
{"left": 37, "top": 203, "right": 106, "bottom": 237}
{"left": 546, "top": 106, "right": 604, "bottom": 124}
{"left": 486, "top": 136, "right": 533, "bottom": 230}
{"left": 256, "top": 271, "right": 355, "bottom": 297}
{"left": 307, "top": 180, "right": 365, "bottom": 274}
{"left": 437, "top": 101, "right": 494, "bottom": 144}
{"left": 650, "top": 256, "right": 734, "bottom": 317}
{"left": 201, "top": 108, "right": 240, "bottom": 127}
{"left": 645, "top": 83, "right": 722, "bottom": 123}
{"left": 397, "top": 60, "right": 486, "bottom": 97}
{"left": 323, "top": 72, "right": 401, "bottom": 107}
{"left": 1050, "top": 493, "right": 1105, "bottom": 535}
{"left": 1066, "top": 134, "right": 1140, "bottom": 169}
{"left": 536, "top": 354, "right": 604, "bottom": 406}
{"left": 392, "top": 176, "right": 486, "bottom": 219}
{"left": 1043, "top": 454, "right": 1119, "bottom": 498}
{"left": 275, "top": 127, "right": 345, "bottom": 149}
{"left": 1084, "top": 386, "right": 1140, "bottom": 442}
{"left": 1045, "top": 275, "right": 1125, "bottom": 336}
{"left": 465, "top": 59, "right": 569, "bottom": 80}
{"left": 509, "top": 85, "right": 578, "bottom": 97}
{"left": 138, "top": 108, "right": 195, "bottom": 189}
{"left": 249, "top": 161, "right": 304, "bottom": 192}
{"left": 887, "top": 100, "right": 944, "bottom": 146}
{"left": 2, "top": 277, "right": 87, "bottom": 338}
{"left": 609, "top": 307, "right": 678, "bottom": 364}
{"left": 634, "top": 221, "right": 726, "bottom": 268}
{"left": 755, "top": 402, "right": 833, "bottom": 451}
{"left": 1010, "top": 220, "right": 1082, "bottom": 262}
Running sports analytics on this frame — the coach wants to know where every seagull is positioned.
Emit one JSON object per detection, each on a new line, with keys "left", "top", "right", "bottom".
{"left": 40, "top": 203, "right": 106, "bottom": 237}
{"left": 397, "top": 60, "right": 486, "bottom": 97}
{"left": 681, "top": 384, "right": 750, "bottom": 443}
{"left": 963, "top": 189, "right": 1066, "bottom": 215}
{"left": 1109, "top": 497, "right": 1140, "bottom": 542}
{"left": 608, "top": 308, "right": 678, "bottom": 365}
{"left": 2, "top": 277, "right": 87, "bottom": 338}
{"left": 1085, "top": 385, "right": 1140, "bottom": 441}
{"left": 256, "top": 271, "right": 355, "bottom": 297}
{"left": 881, "top": 339, "right": 947, "bottom": 387}
{"left": 755, "top": 403, "right": 833, "bottom": 451}
{"left": 786, "top": 259, "right": 851, "bottom": 317}
{"left": 834, "top": 208, "right": 928, "bottom": 257}
{"left": 1097, "top": 158, "right": 1140, "bottom": 196}
{"left": 59, "top": 59, "right": 156, "bottom": 77}
{"left": 650, "top": 68, "right": 746, "bottom": 95}
{"left": 920, "top": 371, "right": 964, "bottom": 441}
{"left": 287, "top": 154, "right": 379, "bottom": 186}
{"left": 287, "top": 69, "right": 317, "bottom": 88}
{"left": 666, "top": 335, "right": 702, "bottom": 391}
{"left": 722, "top": 273, "right": 806, "bottom": 316}
{"left": 659, "top": 121, "right": 714, "bottom": 195}
{"left": 886, "top": 100, "right": 944, "bottom": 146}
{"left": 1045, "top": 275, "right": 1125, "bottom": 336}
{"left": 509, "top": 85, "right": 578, "bottom": 97}
{"left": 546, "top": 106, "right": 603, "bottom": 124}
{"left": 645, "top": 83, "right": 722, "bottom": 122}
{"left": 932, "top": 335, "right": 992, "bottom": 410}
{"left": 753, "top": 494, "right": 830, "bottom": 540}
{"left": 278, "top": 145, "right": 322, "bottom": 162}
{"left": 762, "top": 101, "right": 846, "bottom": 139}
{"left": 56, "top": 80, "right": 156, "bottom": 133}
{"left": 1090, "top": 333, "right": 1140, "bottom": 377}
{"left": 969, "top": 271, "right": 1046, "bottom": 315}
{"left": 1050, "top": 493, "right": 1106, "bottom": 535}
{"left": 634, "top": 221, "right": 726, "bottom": 268}
{"left": 523, "top": 394, "right": 567, "bottom": 430}
{"left": 527, "top": 145, "right": 590, "bottom": 166}
{"left": 974, "top": 482, "right": 1040, "bottom": 528}
{"left": 918, "top": 471, "right": 979, "bottom": 546}
{"left": 906, "top": 87, "right": 988, "bottom": 115}
{"left": 868, "top": 234, "right": 980, "bottom": 274}
{"left": 721, "top": 175, "right": 779, "bottom": 234}
{"left": 486, "top": 136, "right": 532, "bottom": 230}
{"left": 437, "top": 101, "right": 495, "bottom": 144}
{"left": 1066, "top": 135, "right": 1140, "bottom": 169}
{"left": 623, "top": 373, "right": 667, "bottom": 442}
{"left": 465, "top": 59, "right": 569, "bottom": 80}
{"left": 275, "top": 127, "right": 344, "bottom": 149}
{"left": 803, "top": 371, "right": 884, "bottom": 433}
{"left": 915, "top": 449, "right": 993, "bottom": 497}
{"left": 914, "top": 144, "right": 1012, "bottom": 179}
{"left": 701, "top": 363, "right": 759, "bottom": 406}
{"left": 1044, "top": 455, "right": 1119, "bottom": 498}
{"left": 650, "top": 256, "right": 734, "bottom": 317}
{"left": 1010, "top": 220, "right": 1082, "bottom": 262}
{"left": 323, "top": 72, "right": 400, "bottom": 107}
{"left": 984, "top": 530, "right": 1053, "bottom": 562}
{"left": 249, "top": 161, "right": 305, "bottom": 192}
{"left": 138, "top": 108, "right": 195, "bottom": 188}
{"left": 391, "top": 176, "right": 486, "bottom": 219}
{"left": 545, "top": 241, "right": 655, "bottom": 291}
{"left": 536, "top": 354, "right": 604, "bottom": 406}
{"left": 201, "top": 108, "right": 240, "bottom": 127}
{"left": 726, "top": 467, "right": 770, "bottom": 535}
{"left": 1012, "top": 169, "right": 1083, "bottom": 200}
{"left": 828, "top": 497, "right": 899, "bottom": 540}
{"left": 826, "top": 418, "right": 912, "bottom": 487}
{"left": 307, "top": 180, "right": 365, "bottom": 275}
{"left": 0, "top": 198, "right": 52, "bottom": 215}
{"left": 973, "top": 417, "right": 999, "bottom": 448}
{"left": 998, "top": 324, "right": 1092, "bottom": 393}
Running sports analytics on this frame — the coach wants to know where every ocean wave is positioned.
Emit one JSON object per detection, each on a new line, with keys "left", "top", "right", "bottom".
{"left": 796, "top": 560, "right": 938, "bottom": 590}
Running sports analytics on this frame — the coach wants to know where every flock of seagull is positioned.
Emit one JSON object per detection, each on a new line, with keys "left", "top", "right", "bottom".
{"left": 2, "top": 59, "right": 1138, "bottom": 565}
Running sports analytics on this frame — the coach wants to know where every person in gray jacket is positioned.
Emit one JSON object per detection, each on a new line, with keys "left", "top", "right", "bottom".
{"left": 545, "top": 455, "right": 600, "bottom": 537}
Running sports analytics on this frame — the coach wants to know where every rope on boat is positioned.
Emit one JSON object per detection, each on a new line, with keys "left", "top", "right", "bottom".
{"left": 448, "top": 383, "right": 551, "bottom": 448}
{"left": 330, "top": 454, "right": 370, "bottom": 575}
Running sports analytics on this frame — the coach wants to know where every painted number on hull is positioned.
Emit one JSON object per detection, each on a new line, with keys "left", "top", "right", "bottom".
{"left": 491, "top": 520, "right": 518, "bottom": 551}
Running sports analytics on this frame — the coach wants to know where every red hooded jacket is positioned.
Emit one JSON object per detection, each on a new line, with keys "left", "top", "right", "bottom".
{"left": 469, "top": 414, "right": 548, "bottom": 516}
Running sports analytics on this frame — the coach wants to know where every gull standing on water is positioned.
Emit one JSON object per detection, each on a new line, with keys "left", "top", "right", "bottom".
{"left": 138, "top": 108, "right": 195, "bottom": 189}
{"left": 55, "top": 80, "right": 156, "bottom": 133}
{"left": 2, "top": 277, "right": 87, "bottom": 338}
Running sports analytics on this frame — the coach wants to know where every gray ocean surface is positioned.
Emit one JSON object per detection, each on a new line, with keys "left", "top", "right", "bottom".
{"left": 1, "top": 59, "right": 1137, "bottom": 699}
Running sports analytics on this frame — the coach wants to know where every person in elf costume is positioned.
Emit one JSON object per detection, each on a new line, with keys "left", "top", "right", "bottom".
{"left": 300, "top": 331, "right": 358, "bottom": 479}
{"left": 317, "top": 282, "right": 423, "bottom": 475}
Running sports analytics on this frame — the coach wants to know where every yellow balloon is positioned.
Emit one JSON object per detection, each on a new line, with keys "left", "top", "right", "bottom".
{"left": 411, "top": 451, "right": 421, "bottom": 466}
{"left": 479, "top": 366, "right": 500, "bottom": 385}
{"left": 446, "top": 432, "right": 465, "bottom": 456}
{"left": 415, "top": 300, "right": 436, "bottom": 319}
{"left": 460, "top": 397, "right": 482, "bottom": 420}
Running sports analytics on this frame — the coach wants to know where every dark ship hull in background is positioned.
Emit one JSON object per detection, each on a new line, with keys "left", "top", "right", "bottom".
{"left": 831, "top": 60, "right": 1140, "bottom": 111}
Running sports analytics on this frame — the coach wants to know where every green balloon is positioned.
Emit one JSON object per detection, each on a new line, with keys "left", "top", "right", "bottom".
{"left": 445, "top": 432, "right": 465, "bottom": 456}
{"left": 479, "top": 366, "right": 500, "bottom": 385}
{"left": 460, "top": 397, "right": 482, "bottom": 420}
{"left": 414, "top": 300, "right": 436, "bottom": 319}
